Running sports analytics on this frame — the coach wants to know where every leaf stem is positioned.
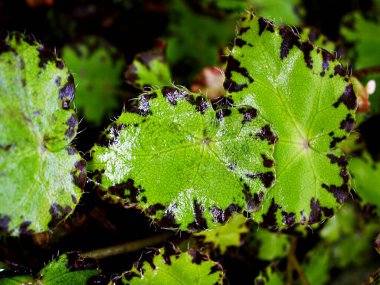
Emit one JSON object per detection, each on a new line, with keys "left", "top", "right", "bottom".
{"left": 352, "top": 66, "right": 380, "bottom": 79}
{"left": 286, "top": 236, "right": 311, "bottom": 285}
{"left": 82, "top": 231, "right": 173, "bottom": 259}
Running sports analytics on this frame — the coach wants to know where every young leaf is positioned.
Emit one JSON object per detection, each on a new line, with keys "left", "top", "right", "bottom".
{"left": 88, "top": 87, "right": 276, "bottom": 231}
{"left": 255, "top": 266, "right": 285, "bottom": 285}
{"left": 302, "top": 244, "right": 331, "bottom": 285}
{"left": 349, "top": 151, "right": 380, "bottom": 217}
{"left": 255, "top": 229, "right": 290, "bottom": 261}
{"left": 62, "top": 36, "right": 125, "bottom": 126}
{"left": 0, "top": 32, "right": 85, "bottom": 236}
{"left": 125, "top": 50, "right": 172, "bottom": 90}
{"left": 115, "top": 247, "right": 223, "bottom": 284}
{"left": 193, "top": 212, "right": 249, "bottom": 254}
{"left": 225, "top": 13, "right": 356, "bottom": 228}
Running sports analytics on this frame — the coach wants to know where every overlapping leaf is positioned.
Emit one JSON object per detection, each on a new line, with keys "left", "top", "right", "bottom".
{"left": 88, "top": 87, "right": 276, "bottom": 230}
{"left": 225, "top": 13, "right": 356, "bottom": 228}
{"left": 0, "top": 33, "right": 85, "bottom": 236}
{"left": 115, "top": 247, "right": 223, "bottom": 285}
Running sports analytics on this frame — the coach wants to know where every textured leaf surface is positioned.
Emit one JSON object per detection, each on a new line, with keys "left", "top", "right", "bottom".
{"left": 0, "top": 33, "right": 85, "bottom": 236}
{"left": 125, "top": 50, "right": 171, "bottom": 90}
{"left": 62, "top": 36, "right": 124, "bottom": 125}
{"left": 194, "top": 212, "right": 249, "bottom": 253}
{"left": 0, "top": 253, "right": 98, "bottom": 284}
{"left": 89, "top": 87, "right": 276, "bottom": 230}
{"left": 118, "top": 247, "right": 223, "bottom": 285}
{"left": 350, "top": 152, "right": 380, "bottom": 217}
{"left": 225, "top": 13, "right": 356, "bottom": 228}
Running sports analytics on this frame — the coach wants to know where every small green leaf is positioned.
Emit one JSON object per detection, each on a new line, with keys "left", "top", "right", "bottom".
{"left": 117, "top": 247, "right": 223, "bottom": 285}
{"left": 225, "top": 13, "right": 356, "bottom": 228}
{"left": 0, "top": 32, "right": 85, "bottom": 236}
{"left": 302, "top": 244, "right": 331, "bottom": 285}
{"left": 89, "top": 87, "right": 276, "bottom": 230}
{"left": 125, "top": 50, "right": 172, "bottom": 90}
{"left": 255, "top": 229, "right": 290, "bottom": 261}
{"left": 62, "top": 36, "right": 125, "bottom": 126}
{"left": 194, "top": 212, "right": 249, "bottom": 253}
{"left": 255, "top": 266, "right": 285, "bottom": 285}
{"left": 350, "top": 151, "right": 380, "bottom": 217}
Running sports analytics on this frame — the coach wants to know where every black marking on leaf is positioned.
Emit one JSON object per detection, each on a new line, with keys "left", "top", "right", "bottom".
{"left": 246, "top": 172, "right": 275, "bottom": 188}
{"left": 209, "top": 264, "right": 223, "bottom": 275}
{"left": 146, "top": 203, "right": 166, "bottom": 215}
{"left": 66, "top": 146, "right": 76, "bottom": 155}
{"left": 136, "top": 50, "right": 163, "bottom": 69}
{"left": 19, "top": 221, "right": 34, "bottom": 235}
{"left": 282, "top": 211, "right": 295, "bottom": 226}
{"left": 55, "top": 76, "right": 61, "bottom": 87}
{"left": 279, "top": 26, "right": 300, "bottom": 59}
{"left": 129, "top": 92, "right": 158, "bottom": 116}
{"left": 227, "top": 162, "right": 236, "bottom": 170}
{"left": 309, "top": 198, "right": 322, "bottom": 224}
{"left": 242, "top": 184, "right": 264, "bottom": 211}
{"left": 162, "top": 86, "right": 188, "bottom": 105}
{"left": 261, "top": 199, "right": 281, "bottom": 229}
{"left": 321, "top": 49, "right": 335, "bottom": 77}
{"left": 239, "top": 27, "right": 250, "bottom": 35}
{"left": 255, "top": 125, "right": 277, "bottom": 145}
{"left": 0, "top": 215, "right": 11, "bottom": 234}
{"left": 210, "top": 204, "right": 242, "bottom": 223}
{"left": 216, "top": 108, "right": 232, "bottom": 121}
{"left": 71, "top": 194, "right": 78, "bottom": 204}
{"left": 258, "top": 17, "right": 275, "bottom": 35}
{"left": 99, "top": 123, "right": 126, "bottom": 146}
{"left": 238, "top": 107, "right": 257, "bottom": 124}
{"left": 235, "top": 38, "right": 247, "bottom": 47}
{"left": 333, "top": 84, "right": 356, "bottom": 110}
{"left": 224, "top": 56, "right": 254, "bottom": 92}
{"left": 300, "top": 42, "right": 314, "bottom": 68}
{"left": 322, "top": 183, "right": 349, "bottom": 204}
{"left": 59, "top": 75, "right": 75, "bottom": 109}
{"left": 159, "top": 206, "right": 180, "bottom": 228}
{"left": 48, "top": 203, "right": 72, "bottom": 228}
{"left": 37, "top": 45, "right": 65, "bottom": 69}
{"left": 340, "top": 113, "right": 355, "bottom": 132}
{"left": 329, "top": 136, "right": 346, "bottom": 148}
{"left": 334, "top": 64, "right": 348, "bottom": 77}
{"left": 137, "top": 249, "right": 159, "bottom": 271}
{"left": 187, "top": 95, "right": 210, "bottom": 114}
{"left": 66, "top": 252, "right": 97, "bottom": 271}
{"left": 109, "top": 179, "right": 142, "bottom": 203}
{"left": 162, "top": 243, "right": 177, "bottom": 265}
{"left": 72, "top": 159, "right": 86, "bottom": 189}
{"left": 188, "top": 200, "right": 208, "bottom": 230}
{"left": 212, "top": 96, "right": 234, "bottom": 109}
{"left": 65, "top": 114, "right": 77, "bottom": 139}
{"left": 261, "top": 154, "right": 274, "bottom": 168}
{"left": 188, "top": 249, "right": 208, "bottom": 264}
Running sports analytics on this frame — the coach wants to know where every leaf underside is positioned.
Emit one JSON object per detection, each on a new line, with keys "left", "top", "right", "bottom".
{"left": 0, "top": 33, "right": 85, "bottom": 236}
{"left": 224, "top": 13, "right": 356, "bottom": 228}
{"left": 89, "top": 87, "right": 276, "bottom": 231}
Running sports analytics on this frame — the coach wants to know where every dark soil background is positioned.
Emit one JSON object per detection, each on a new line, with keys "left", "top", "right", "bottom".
{"left": 0, "top": 0, "right": 379, "bottom": 284}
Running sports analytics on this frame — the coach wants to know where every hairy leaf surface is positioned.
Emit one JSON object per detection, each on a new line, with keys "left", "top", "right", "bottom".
{"left": 89, "top": 87, "right": 276, "bottom": 230}
{"left": 117, "top": 247, "right": 223, "bottom": 284}
{"left": 0, "top": 33, "right": 85, "bottom": 236}
{"left": 225, "top": 13, "right": 356, "bottom": 228}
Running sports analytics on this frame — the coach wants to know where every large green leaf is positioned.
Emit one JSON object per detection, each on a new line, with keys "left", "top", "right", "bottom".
{"left": 0, "top": 253, "right": 99, "bottom": 284}
{"left": 88, "top": 87, "right": 276, "bottom": 230}
{"left": 225, "top": 13, "right": 356, "bottom": 228}
{"left": 115, "top": 247, "right": 223, "bottom": 284}
{"left": 0, "top": 33, "right": 85, "bottom": 236}
{"left": 62, "top": 36, "right": 124, "bottom": 126}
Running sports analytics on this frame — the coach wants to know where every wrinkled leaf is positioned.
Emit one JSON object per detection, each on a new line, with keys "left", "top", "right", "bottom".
{"left": 0, "top": 32, "right": 85, "bottom": 236}
{"left": 225, "top": 13, "right": 356, "bottom": 228}
{"left": 194, "top": 212, "right": 249, "bottom": 253}
{"left": 116, "top": 247, "right": 223, "bottom": 284}
{"left": 89, "top": 87, "right": 276, "bottom": 231}
{"left": 125, "top": 50, "right": 171, "bottom": 90}
{"left": 0, "top": 253, "right": 98, "bottom": 284}
{"left": 350, "top": 151, "right": 380, "bottom": 217}
{"left": 62, "top": 36, "right": 124, "bottom": 126}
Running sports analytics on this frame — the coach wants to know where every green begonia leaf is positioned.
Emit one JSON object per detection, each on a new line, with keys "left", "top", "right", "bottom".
{"left": 194, "top": 212, "right": 249, "bottom": 253}
{"left": 116, "top": 247, "right": 223, "bottom": 284}
{"left": 62, "top": 36, "right": 124, "bottom": 126}
{"left": 299, "top": 27, "right": 336, "bottom": 54}
{"left": 256, "top": 229, "right": 290, "bottom": 261}
{"left": 0, "top": 33, "right": 85, "bottom": 236}
{"left": 125, "top": 50, "right": 172, "bottom": 90}
{"left": 89, "top": 87, "right": 276, "bottom": 231}
{"left": 302, "top": 244, "right": 331, "bottom": 285}
{"left": 0, "top": 253, "right": 98, "bottom": 284}
{"left": 224, "top": 13, "right": 356, "bottom": 228}
{"left": 350, "top": 152, "right": 380, "bottom": 217}
{"left": 255, "top": 266, "right": 285, "bottom": 285}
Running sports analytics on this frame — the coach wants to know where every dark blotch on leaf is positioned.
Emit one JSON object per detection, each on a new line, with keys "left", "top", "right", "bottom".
{"left": 239, "top": 27, "right": 250, "bottom": 35}
{"left": 309, "top": 198, "right": 322, "bottom": 224}
{"left": 48, "top": 203, "right": 72, "bottom": 228}
{"left": 146, "top": 203, "right": 166, "bottom": 215}
{"left": 209, "top": 264, "right": 223, "bottom": 275}
{"left": 258, "top": 17, "right": 275, "bottom": 35}
{"left": 216, "top": 109, "right": 232, "bottom": 121}
{"left": 99, "top": 123, "right": 126, "bottom": 147}
{"left": 322, "top": 183, "right": 349, "bottom": 204}
{"left": 19, "top": 221, "right": 34, "bottom": 235}
{"left": 330, "top": 135, "right": 346, "bottom": 148}
{"left": 261, "top": 199, "right": 281, "bottom": 229}
{"left": 66, "top": 252, "right": 97, "bottom": 271}
{"left": 238, "top": 107, "right": 257, "bottom": 124}
{"left": 256, "top": 125, "right": 277, "bottom": 144}
{"left": 261, "top": 154, "right": 274, "bottom": 168}
{"left": 188, "top": 249, "right": 208, "bottom": 265}
{"left": 162, "top": 86, "right": 188, "bottom": 105}
{"left": 300, "top": 42, "right": 314, "bottom": 68}
{"left": 129, "top": 93, "right": 158, "bottom": 116}
{"left": 66, "top": 146, "right": 76, "bottom": 155}
{"left": 210, "top": 204, "right": 242, "bottom": 224}
{"left": 72, "top": 160, "right": 86, "bottom": 189}
{"left": 334, "top": 64, "right": 348, "bottom": 77}
{"left": 340, "top": 114, "right": 355, "bottom": 132}
{"left": 65, "top": 114, "right": 77, "bottom": 139}
{"left": 0, "top": 215, "right": 11, "bottom": 234}
{"left": 162, "top": 243, "right": 177, "bottom": 265}
{"left": 37, "top": 45, "right": 64, "bottom": 69}
{"left": 109, "top": 179, "right": 142, "bottom": 203}
{"left": 333, "top": 84, "right": 356, "bottom": 110}
{"left": 242, "top": 184, "right": 264, "bottom": 211}
{"left": 279, "top": 26, "right": 300, "bottom": 59}
{"left": 158, "top": 206, "right": 180, "bottom": 228}
{"left": 321, "top": 49, "right": 335, "bottom": 76}
{"left": 224, "top": 56, "right": 254, "bottom": 92}
{"left": 282, "top": 211, "right": 295, "bottom": 226}
{"left": 235, "top": 38, "right": 247, "bottom": 47}
{"left": 188, "top": 200, "right": 208, "bottom": 230}
{"left": 246, "top": 172, "right": 275, "bottom": 188}
{"left": 59, "top": 75, "right": 75, "bottom": 109}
